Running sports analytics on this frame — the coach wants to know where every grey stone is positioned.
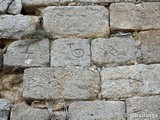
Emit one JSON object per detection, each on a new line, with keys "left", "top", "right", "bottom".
{"left": 51, "top": 38, "right": 90, "bottom": 67}
{"left": 8, "top": 0, "right": 22, "bottom": 14}
{"left": 23, "top": 67, "right": 100, "bottom": 100}
{"left": 101, "top": 64, "right": 160, "bottom": 99}
{"left": 110, "top": 3, "right": 160, "bottom": 31}
{"left": 0, "top": 49, "right": 2, "bottom": 69}
{"left": 91, "top": 37, "right": 140, "bottom": 67}
{"left": 0, "top": 99, "right": 11, "bottom": 120}
{"left": 139, "top": 30, "right": 160, "bottom": 64}
{"left": 22, "top": 0, "right": 76, "bottom": 7}
{"left": 69, "top": 101, "right": 126, "bottom": 120}
{"left": 10, "top": 102, "right": 50, "bottom": 120}
{"left": 43, "top": 6, "right": 109, "bottom": 38}
{"left": 0, "top": 0, "right": 13, "bottom": 14}
{"left": 4, "top": 39, "right": 49, "bottom": 68}
{"left": 126, "top": 96, "right": 160, "bottom": 120}
{"left": 0, "top": 15, "right": 39, "bottom": 39}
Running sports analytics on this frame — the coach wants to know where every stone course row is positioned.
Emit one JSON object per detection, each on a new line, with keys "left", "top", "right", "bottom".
{"left": 3, "top": 30, "right": 160, "bottom": 68}
{"left": 1, "top": 96, "right": 160, "bottom": 120}
{"left": 0, "top": 3, "right": 160, "bottom": 39}
{"left": 23, "top": 64, "right": 160, "bottom": 100}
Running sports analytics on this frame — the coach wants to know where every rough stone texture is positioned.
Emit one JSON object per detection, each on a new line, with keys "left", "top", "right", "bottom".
{"left": 4, "top": 39, "right": 49, "bottom": 68}
{"left": 0, "top": 15, "right": 39, "bottom": 39}
{"left": 0, "top": 49, "right": 2, "bottom": 69}
{"left": 101, "top": 64, "right": 160, "bottom": 99}
{"left": 139, "top": 30, "right": 160, "bottom": 64}
{"left": 126, "top": 96, "right": 160, "bottom": 120}
{"left": 8, "top": 0, "right": 22, "bottom": 14}
{"left": 91, "top": 37, "right": 141, "bottom": 67}
{"left": 10, "top": 102, "right": 50, "bottom": 120}
{"left": 43, "top": 6, "right": 109, "bottom": 38}
{"left": 69, "top": 101, "right": 126, "bottom": 120}
{"left": 110, "top": 3, "right": 160, "bottom": 31}
{"left": 23, "top": 67, "right": 100, "bottom": 100}
{"left": 51, "top": 38, "right": 90, "bottom": 67}
{"left": 0, "top": 0, "right": 13, "bottom": 14}
{"left": 0, "top": 99, "right": 11, "bottom": 120}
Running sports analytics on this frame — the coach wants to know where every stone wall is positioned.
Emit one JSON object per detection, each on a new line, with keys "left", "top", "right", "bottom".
{"left": 0, "top": 0, "right": 160, "bottom": 120}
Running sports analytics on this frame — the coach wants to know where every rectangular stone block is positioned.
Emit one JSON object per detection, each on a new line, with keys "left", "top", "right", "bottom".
{"left": 4, "top": 39, "right": 49, "bottom": 68}
{"left": 23, "top": 67, "right": 100, "bottom": 100}
{"left": 126, "top": 96, "right": 160, "bottom": 120}
{"left": 43, "top": 6, "right": 109, "bottom": 38}
{"left": 51, "top": 38, "right": 90, "bottom": 67}
{"left": 10, "top": 102, "right": 50, "bottom": 120}
{"left": 91, "top": 37, "right": 140, "bottom": 67}
{"left": 0, "top": 15, "right": 39, "bottom": 39}
{"left": 110, "top": 3, "right": 160, "bottom": 31}
{"left": 69, "top": 101, "right": 126, "bottom": 120}
{"left": 0, "top": 99, "right": 11, "bottom": 120}
{"left": 101, "top": 64, "right": 160, "bottom": 99}
{"left": 139, "top": 30, "right": 160, "bottom": 64}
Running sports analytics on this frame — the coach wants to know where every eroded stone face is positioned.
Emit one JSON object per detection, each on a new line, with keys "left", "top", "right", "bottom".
{"left": 69, "top": 101, "right": 126, "bottom": 120}
{"left": 0, "top": 15, "right": 39, "bottom": 39}
{"left": 110, "top": 3, "right": 160, "bottom": 31}
{"left": 139, "top": 30, "right": 160, "bottom": 64}
{"left": 8, "top": 0, "right": 22, "bottom": 15}
{"left": 23, "top": 67, "right": 100, "bottom": 100}
{"left": 10, "top": 102, "right": 50, "bottom": 120}
{"left": 0, "top": 99, "right": 11, "bottom": 120}
{"left": 101, "top": 64, "right": 160, "bottom": 99}
{"left": 126, "top": 96, "right": 160, "bottom": 120}
{"left": 4, "top": 39, "right": 50, "bottom": 68}
{"left": 0, "top": 0, "right": 13, "bottom": 14}
{"left": 51, "top": 38, "right": 90, "bottom": 67}
{"left": 91, "top": 37, "right": 141, "bottom": 67}
{"left": 43, "top": 6, "right": 109, "bottom": 38}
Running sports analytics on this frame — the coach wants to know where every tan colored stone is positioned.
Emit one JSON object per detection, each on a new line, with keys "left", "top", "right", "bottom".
{"left": 10, "top": 102, "right": 50, "bottom": 120}
{"left": 139, "top": 30, "right": 160, "bottom": 64}
{"left": 110, "top": 3, "right": 160, "bottom": 31}
{"left": 69, "top": 101, "right": 126, "bottom": 120}
{"left": 4, "top": 39, "right": 50, "bottom": 68}
{"left": 51, "top": 38, "right": 90, "bottom": 67}
{"left": 1, "top": 74, "right": 23, "bottom": 90}
{"left": 23, "top": 67, "right": 100, "bottom": 100}
{"left": 126, "top": 96, "right": 160, "bottom": 120}
{"left": 101, "top": 64, "right": 160, "bottom": 99}
{"left": 91, "top": 37, "right": 141, "bottom": 67}
{"left": 43, "top": 6, "right": 109, "bottom": 38}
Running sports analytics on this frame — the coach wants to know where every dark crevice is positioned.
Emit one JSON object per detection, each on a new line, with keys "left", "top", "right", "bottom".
{"left": 20, "top": 7, "right": 28, "bottom": 15}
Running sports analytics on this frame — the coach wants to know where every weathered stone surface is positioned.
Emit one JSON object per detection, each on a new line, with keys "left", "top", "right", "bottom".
{"left": 101, "top": 64, "right": 160, "bottom": 99}
{"left": 22, "top": 0, "right": 75, "bottom": 6}
{"left": 23, "top": 67, "right": 100, "bottom": 100}
{"left": 4, "top": 39, "right": 49, "bottom": 68}
{"left": 91, "top": 37, "right": 141, "bottom": 67}
{"left": 0, "top": 15, "right": 39, "bottom": 39}
{"left": 51, "top": 38, "right": 90, "bottom": 67}
{"left": 0, "top": 99, "right": 11, "bottom": 120}
{"left": 10, "top": 102, "right": 50, "bottom": 120}
{"left": 110, "top": 3, "right": 160, "bottom": 31}
{"left": 139, "top": 30, "right": 160, "bottom": 64}
{"left": 0, "top": 0, "right": 12, "bottom": 14}
{"left": 126, "top": 96, "right": 160, "bottom": 120}
{"left": 69, "top": 101, "right": 125, "bottom": 120}
{"left": 0, "top": 49, "right": 2, "bottom": 69}
{"left": 8, "top": 0, "right": 22, "bottom": 14}
{"left": 43, "top": 6, "right": 109, "bottom": 38}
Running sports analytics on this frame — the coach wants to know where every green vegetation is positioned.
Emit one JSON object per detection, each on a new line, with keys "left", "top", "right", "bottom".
{"left": 132, "top": 30, "right": 139, "bottom": 40}
{"left": 20, "top": 30, "right": 53, "bottom": 40}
